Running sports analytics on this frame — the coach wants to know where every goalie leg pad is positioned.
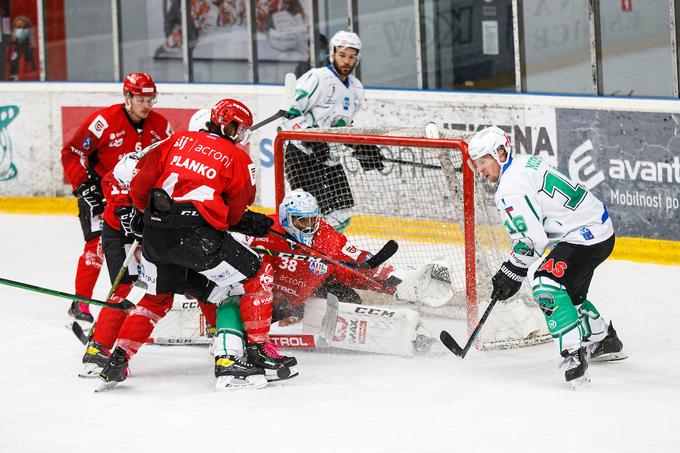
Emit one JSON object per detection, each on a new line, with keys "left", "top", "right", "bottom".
{"left": 532, "top": 276, "right": 582, "bottom": 353}
{"left": 328, "top": 300, "right": 420, "bottom": 356}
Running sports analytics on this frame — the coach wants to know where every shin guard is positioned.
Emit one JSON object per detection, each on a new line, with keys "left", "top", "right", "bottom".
{"left": 240, "top": 291, "right": 274, "bottom": 344}
{"left": 74, "top": 237, "right": 104, "bottom": 313}
{"left": 577, "top": 299, "right": 609, "bottom": 345}
{"left": 532, "top": 276, "right": 582, "bottom": 353}
{"left": 115, "top": 293, "right": 173, "bottom": 357}
{"left": 215, "top": 299, "right": 245, "bottom": 357}
{"left": 92, "top": 283, "right": 132, "bottom": 350}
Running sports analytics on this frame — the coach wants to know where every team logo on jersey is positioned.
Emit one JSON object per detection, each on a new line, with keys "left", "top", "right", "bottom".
{"left": 88, "top": 115, "right": 108, "bottom": 139}
{"left": 82, "top": 137, "right": 91, "bottom": 150}
{"left": 259, "top": 264, "right": 274, "bottom": 291}
{"left": 309, "top": 259, "right": 328, "bottom": 276}
{"left": 341, "top": 242, "right": 361, "bottom": 260}
{"left": 342, "top": 96, "right": 350, "bottom": 111}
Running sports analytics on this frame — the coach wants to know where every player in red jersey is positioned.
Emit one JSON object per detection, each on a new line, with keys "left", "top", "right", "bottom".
{"left": 98, "top": 99, "right": 274, "bottom": 391}
{"left": 61, "top": 73, "right": 172, "bottom": 330}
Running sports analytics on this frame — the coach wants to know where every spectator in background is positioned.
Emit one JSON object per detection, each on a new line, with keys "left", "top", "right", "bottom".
{"left": 5, "top": 16, "right": 39, "bottom": 81}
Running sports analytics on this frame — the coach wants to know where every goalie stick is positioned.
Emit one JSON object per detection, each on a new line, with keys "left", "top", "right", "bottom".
{"left": 440, "top": 296, "right": 499, "bottom": 359}
{"left": 251, "top": 72, "right": 297, "bottom": 131}
{"left": 253, "top": 238, "right": 398, "bottom": 270}
{"left": 0, "top": 277, "right": 134, "bottom": 312}
{"left": 268, "top": 230, "right": 400, "bottom": 289}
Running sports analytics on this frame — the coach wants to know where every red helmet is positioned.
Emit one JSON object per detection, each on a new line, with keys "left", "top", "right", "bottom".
{"left": 210, "top": 98, "right": 253, "bottom": 144}
{"left": 123, "top": 72, "right": 157, "bottom": 97}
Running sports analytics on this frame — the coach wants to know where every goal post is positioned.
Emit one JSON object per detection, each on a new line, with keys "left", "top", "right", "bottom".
{"left": 273, "top": 127, "right": 550, "bottom": 349}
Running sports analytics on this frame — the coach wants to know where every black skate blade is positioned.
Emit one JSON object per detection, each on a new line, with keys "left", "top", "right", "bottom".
{"left": 70, "top": 321, "right": 89, "bottom": 345}
{"left": 94, "top": 380, "right": 120, "bottom": 393}
{"left": 440, "top": 330, "right": 464, "bottom": 357}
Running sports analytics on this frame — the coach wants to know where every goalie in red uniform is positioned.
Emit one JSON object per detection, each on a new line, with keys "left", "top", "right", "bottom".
{"left": 61, "top": 73, "right": 172, "bottom": 332}
{"left": 236, "top": 189, "right": 399, "bottom": 376}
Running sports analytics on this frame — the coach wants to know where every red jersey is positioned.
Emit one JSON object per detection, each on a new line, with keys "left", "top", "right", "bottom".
{"left": 130, "top": 131, "right": 256, "bottom": 231}
{"left": 61, "top": 103, "right": 172, "bottom": 189}
{"left": 245, "top": 216, "right": 395, "bottom": 307}
{"left": 101, "top": 171, "right": 131, "bottom": 231}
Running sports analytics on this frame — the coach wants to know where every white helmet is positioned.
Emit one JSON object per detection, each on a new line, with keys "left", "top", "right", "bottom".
{"left": 329, "top": 30, "right": 361, "bottom": 63}
{"left": 113, "top": 151, "right": 145, "bottom": 188}
{"left": 188, "top": 108, "right": 211, "bottom": 132}
{"left": 279, "top": 190, "right": 320, "bottom": 246}
{"left": 467, "top": 126, "right": 511, "bottom": 164}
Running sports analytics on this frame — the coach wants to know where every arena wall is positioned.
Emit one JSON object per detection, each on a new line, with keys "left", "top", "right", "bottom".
{"left": 0, "top": 83, "right": 678, "bottom": 264}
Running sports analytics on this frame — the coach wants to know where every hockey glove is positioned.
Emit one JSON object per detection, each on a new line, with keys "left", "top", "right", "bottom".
{"left": 351, "top": 144, "right": 385, "bottom": 171}
{"left": 230, "top": 210, "right": 274, "bottom": 237}
{"left": 114, "top": 206, "right": 140, "bottom": 239}
{"left": 491, "top": 261, "right": 528, "bottom": 301}
{"left": 74, "top": 179, "right": 105, "bottom": 217}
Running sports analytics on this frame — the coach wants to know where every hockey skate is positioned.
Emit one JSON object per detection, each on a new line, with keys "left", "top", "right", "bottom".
{"left": 78, "top": 340, "right": 109, "bottom": 378}
{"left": 96, "top": 346, "right": 129, "bottom": 392}
{"left": 67, "top": 301, "right": 94, "bottom": 344}
{"left": 560, "top": 347, "right": 590, "bottom": 389}
{"left": 68, "top": 301, "right": 94, "bottom": 323}
{"left": 246, "top": 342, "right": 298, "bottom": 382}
{"left": 214, "top": 355, "right": 268, "bottom": 391}
{"left": 586, "top": 322, "right": 627, "bottom": 362}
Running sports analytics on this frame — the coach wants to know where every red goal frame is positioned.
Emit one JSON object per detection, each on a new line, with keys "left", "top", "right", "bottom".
{"left": 273, "top": 130, "right": 479, "bottom": 333}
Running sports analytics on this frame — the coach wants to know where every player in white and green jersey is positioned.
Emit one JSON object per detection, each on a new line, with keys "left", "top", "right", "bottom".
{"left": 467, "top": 126, "right": 627, "bottom": 387}
{"left": 280, "top": 30, "right": 385, "bottom": 232}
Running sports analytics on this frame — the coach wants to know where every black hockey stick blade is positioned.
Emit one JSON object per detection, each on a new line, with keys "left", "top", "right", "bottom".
{"left": 440, "top": 330, "right": 465, "bottom": 357}
{"left": 361, "top": 240, "right": 399, "bottom": 269}
{"left": 71, "top": 321, "right": 89, "bottom": 345}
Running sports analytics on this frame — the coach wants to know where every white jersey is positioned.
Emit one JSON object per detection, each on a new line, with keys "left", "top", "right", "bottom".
{"left": 495, "top": 155, "right": 613, "bottom": 257}
{"left": 280, "top": 65, "right": 364, "bottom": 132}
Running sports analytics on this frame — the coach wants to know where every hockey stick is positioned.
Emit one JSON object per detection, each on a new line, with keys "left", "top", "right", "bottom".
{"left": 251, "top": 73, "right": 297, "bottom": 131}
{"left": 253, "top": 238, "right": 398, "bottom": 270}
{"left": 440, "top": 296, "right": 499, "bottom": 359}
{"left": 382, "top": 157, "right": 442, "bottom": 170}
{"left": 106, "top": 239, "right": 139, "bottom": 301}
{"left": 73, "top": 240, "right": 140, "bottom": 344}
{"left": 0, "top": 277, "right": 134, "bottom": 311}
{"left": 267, "top": 230, "right": 400, "bottom": 289}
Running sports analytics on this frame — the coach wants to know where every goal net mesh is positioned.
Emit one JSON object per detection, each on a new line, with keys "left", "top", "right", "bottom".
{"left": 275, "top": 127, "right": 550, "bottom": 350}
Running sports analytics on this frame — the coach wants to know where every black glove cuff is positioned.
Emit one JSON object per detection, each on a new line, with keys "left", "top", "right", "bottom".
{"left": 500, "top": 261, "right": 528, "bottom": 281}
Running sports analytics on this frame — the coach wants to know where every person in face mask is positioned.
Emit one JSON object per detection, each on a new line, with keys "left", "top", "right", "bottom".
{"left": 6, "top": 16, "right": 39, "bottom": 81}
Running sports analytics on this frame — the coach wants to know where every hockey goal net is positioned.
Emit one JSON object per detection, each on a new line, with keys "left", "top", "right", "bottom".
{"left": 273, "top": 127, "right": 550, "bottom": 350}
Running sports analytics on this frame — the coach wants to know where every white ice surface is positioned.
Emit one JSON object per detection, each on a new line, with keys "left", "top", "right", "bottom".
{"left": 0, "top": 213, "right": 678, "bottom": 453}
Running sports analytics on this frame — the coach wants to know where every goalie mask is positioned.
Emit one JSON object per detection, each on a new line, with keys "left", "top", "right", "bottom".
{"left": 467, "top": 126, "right": 511, "bottom": 165}
{"left": 279, "top": 190, "right": 320, "bottom": 246}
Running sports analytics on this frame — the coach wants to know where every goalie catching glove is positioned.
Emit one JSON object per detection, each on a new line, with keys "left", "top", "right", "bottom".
{"left": 492, "top": 261, "right": 527, "bottom": 301}
{"left": 230, "top": 210, "right": 274, "bottom": 237}
{"left": 74, "top": 179, "right": 105, "bottom": 217}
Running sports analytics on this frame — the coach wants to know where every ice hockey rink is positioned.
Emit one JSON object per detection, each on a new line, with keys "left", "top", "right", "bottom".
{"left": 0, "top": 213, "right": 678, "bottom": 453}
